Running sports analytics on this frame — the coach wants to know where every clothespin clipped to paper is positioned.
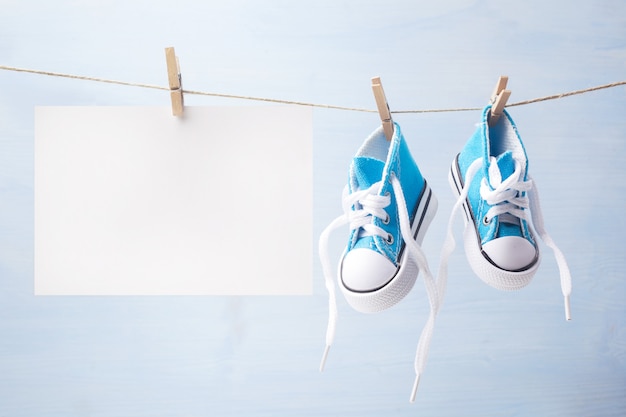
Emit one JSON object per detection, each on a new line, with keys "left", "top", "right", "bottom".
{"left": 371, "top": 77, "right": 394, "bottom": 141}
{"left": 488, "top": 75, "right": 511, "bottom": 126}
{"left": 165, "top": 47, "right": 184, "bottom": 116}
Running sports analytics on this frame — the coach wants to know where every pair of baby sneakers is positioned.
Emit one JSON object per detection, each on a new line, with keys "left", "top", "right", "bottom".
{"left": 318, "top": 104, "right": 572, "bottom": 402}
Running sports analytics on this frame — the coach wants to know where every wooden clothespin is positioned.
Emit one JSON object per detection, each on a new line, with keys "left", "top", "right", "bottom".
{"left": 371, "top": 77, "right": 394, "bottom": 141}
{"left": 488, "top": 75, "right": 511, "bottom": 126}
{"left": 165, "top": 47, "right": 184, "bottom": 116}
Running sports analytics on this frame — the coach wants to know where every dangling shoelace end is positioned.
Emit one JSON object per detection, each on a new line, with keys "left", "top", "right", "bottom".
{"left": 564, "top": 295, "right": 572, "bottom": 321}
{"left": 409, "top": 374, "right": 420, "bottom": 403}
{"left": 320, "top": 345, "right": 331, "bottom": 372}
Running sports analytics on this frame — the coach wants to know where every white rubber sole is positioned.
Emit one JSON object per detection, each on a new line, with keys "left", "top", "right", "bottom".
{"left": 338, "top": 182, "right": 438, "bottom": 313}
{"left": 449, "top": 156, "right": 538, "bottom": 291}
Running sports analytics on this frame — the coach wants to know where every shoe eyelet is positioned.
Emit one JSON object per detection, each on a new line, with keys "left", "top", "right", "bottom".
{"left": 483, "top": 216, "right": 491, "bottom": 225}
{"left": 386, "top": 234, "right": 394, "bottom": 245}
{"left": 382, "top": 213, "right": 390, "bottom": 225}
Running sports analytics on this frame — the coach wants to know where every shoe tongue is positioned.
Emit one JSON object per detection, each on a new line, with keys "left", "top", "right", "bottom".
{"left": 351, "top": 156, "right": 385, "bottom": 190}
{"left": 491, "top": 151, "right": 521, "bottom": 236}
{"left": 487, "top": 150, "right": 515, "bottom": 187}
{"left": 496, "top": 150, "right": 515, "bottom": 179}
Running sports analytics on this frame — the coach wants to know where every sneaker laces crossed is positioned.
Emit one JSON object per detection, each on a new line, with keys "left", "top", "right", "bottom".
{"left": 481, "top": 156, "right": 533, "bottom": 226}
{"left": 318, "top": 175, "right": 440, "bottom": 402}
{"left": 344, "top": 182, "right": 393, "bottom": 241}
{"left": 438, "top": 157, "right": 572, "bottom": 321}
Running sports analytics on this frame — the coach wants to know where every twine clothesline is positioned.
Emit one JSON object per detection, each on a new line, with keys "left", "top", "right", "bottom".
{"left": 1, "top": 64, "right": 624, "bottom": 114}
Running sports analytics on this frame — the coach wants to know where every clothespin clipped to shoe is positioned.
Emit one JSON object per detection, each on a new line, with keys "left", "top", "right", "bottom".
{"left": 371, "top": 77, "right": 394, "bottom": 141}
{"left": 488, "top": 75, "right": 511, "bottom": 126}
{"left": 165, "top": 47, "right": 184, "bottom": 116}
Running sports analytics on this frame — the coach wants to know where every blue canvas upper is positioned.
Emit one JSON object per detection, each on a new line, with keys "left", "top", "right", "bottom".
{"left": 456, "top": 105, "right": 536, "bottom": 249}
{"left": 346, "top": 122, "right": 425, "bottom": 266}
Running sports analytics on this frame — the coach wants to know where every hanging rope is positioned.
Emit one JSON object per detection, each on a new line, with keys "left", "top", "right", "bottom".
{"left": 1, "top": 65, "right": 624, "bottom": 113}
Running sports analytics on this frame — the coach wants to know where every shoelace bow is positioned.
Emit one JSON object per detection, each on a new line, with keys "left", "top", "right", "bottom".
{"left": 318, "top": 176, "right": 440, "bottom": 402}
{"left": 438, "top": 157, "right": 572, "bottom": 321}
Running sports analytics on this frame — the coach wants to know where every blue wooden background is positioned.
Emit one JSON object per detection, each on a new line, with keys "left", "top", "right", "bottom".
{"left": 1, "top": 1, "right": 625, "bottom": 416}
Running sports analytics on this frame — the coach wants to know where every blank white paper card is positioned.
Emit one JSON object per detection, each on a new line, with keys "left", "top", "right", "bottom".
{"left": 35, "top": 106, "right": 313, "bottom": 295}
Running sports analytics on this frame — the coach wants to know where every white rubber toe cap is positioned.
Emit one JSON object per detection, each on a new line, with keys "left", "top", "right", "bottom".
{"left": 482, "top": 236, "right": 537, "bottom": 271}
{"left": 341, "top": 248, "right": 396, "bottom": 292}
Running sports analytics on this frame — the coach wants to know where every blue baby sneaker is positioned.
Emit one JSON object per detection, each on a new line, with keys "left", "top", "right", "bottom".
{"left": 440, "top": 104, "right": 572, "bottom": 319}
{"left": 319, "top": 122, "right": 439, "bottom": 401}
{"left": 339, "top": 124, "right": 437, "bottom": 312}
{"left": 452, "top": 105, "right": 538, "bottom": 289}
{"left": 323, "top": 122, "right": 437, "bottom": 312}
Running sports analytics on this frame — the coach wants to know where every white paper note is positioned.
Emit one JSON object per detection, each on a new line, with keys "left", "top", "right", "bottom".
{"left": 35, "top": 106, "right": 312, "bottom": 295}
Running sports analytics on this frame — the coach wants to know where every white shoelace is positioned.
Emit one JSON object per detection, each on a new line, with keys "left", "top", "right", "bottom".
{"left": 318, "top": 175, "right": 439, "bottom": 402}
{"left": 438, "top": 157, "right": 572, "bottom": 320}
{"left": 481, "top": 157, "right": 533, "bottom": 226}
